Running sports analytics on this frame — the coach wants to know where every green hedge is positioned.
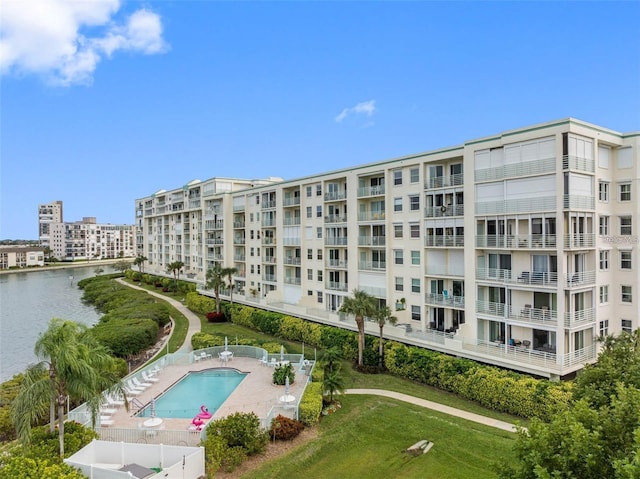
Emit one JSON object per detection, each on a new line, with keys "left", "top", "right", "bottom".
{"left": 91, "top": 318, "right": 159, "bottom": 358}
{"left": 185, "top": 291, "right": 217, "bottom": 315}
{"left": 299, "top": 382, "right": 323, "bottom": 426}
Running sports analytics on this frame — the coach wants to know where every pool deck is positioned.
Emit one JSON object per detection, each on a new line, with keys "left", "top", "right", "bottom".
{"left": 102, "top": 356, "right": 308, "bottom": 432}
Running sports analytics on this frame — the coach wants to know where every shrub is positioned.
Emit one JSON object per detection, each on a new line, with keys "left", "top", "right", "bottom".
{"left": 185, "top": 291, "right": 216, "bottom": 315}
{"left": 91, "top": 318, "right": 159, "bottom": 357}
{"left": 206, "top": 311, "right": 226, "bottom": 322}
{"left": 191, "top": 332, "right": 224, "bottom": 350}
{"left": 206, "top": 412, "right": 267, "bottom": 456}
{"left": 272, "top": 363, "right": 295, "bottom": 386}
{"left": 270, "top": 415, "right": 304, "bottom": 441}
{"left": 299, "top": 382, "right": 323, "bottom": 426}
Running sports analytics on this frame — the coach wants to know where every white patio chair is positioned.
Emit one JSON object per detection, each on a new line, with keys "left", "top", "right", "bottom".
{"left": 132, "top": 377, "right": 152, "bottom": 389}
{"left": 142, "top": 371, "right": 159, "bottom": 383}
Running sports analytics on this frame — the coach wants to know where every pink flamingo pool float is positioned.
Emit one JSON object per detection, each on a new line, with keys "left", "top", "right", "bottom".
{"left": 196, "top": 405, "right": 212, "bottom": 419}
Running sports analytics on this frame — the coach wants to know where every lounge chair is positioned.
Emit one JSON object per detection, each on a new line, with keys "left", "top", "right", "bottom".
{"left": 142, "top": 371, "right": 159, "bottom": 383}
{"left": 132, "top": 377, "right": 152, "bottom": 389}
{"left": 123, "top": 386, "right": 142, "bottom": 397}
{"left": 100, "top": 416, "right": 114, "bottom": 427}
{"left": 104, "top": 394, "right": 125, "bottom": 407}
{"left": 100, "top": 407, "right": 117, "bottom": 416}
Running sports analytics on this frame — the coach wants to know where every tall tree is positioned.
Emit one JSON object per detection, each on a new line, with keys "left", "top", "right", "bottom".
{"left": 133, "top": 255, "right": 148, "bottom": 273}
{"left": 205, "top": 263, "right": 235, "bottom": 313}
{"left": 373, "top": 305, "right": 397, "bottom": 367}
{"left": 166, "top": 261, "right": 184, "bottom": 283}
{"left": 11, "top": 318, "right": 123, "bottom": 457}
{"left": 339, "top": 289, "right": 376, "bottom": 367}
{"left": 224, "top": 266, "right": 238, "bottom": 317}
{"left": 112, "top": 260, "right": 131, "bottom": 273}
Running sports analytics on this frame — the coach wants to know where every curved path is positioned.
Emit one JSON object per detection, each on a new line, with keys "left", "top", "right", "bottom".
{"left": 345, "top": 388, "right": 520, "bottom": 433}
{"left": 115, "top": 278, "right": 201, "bottom": 353}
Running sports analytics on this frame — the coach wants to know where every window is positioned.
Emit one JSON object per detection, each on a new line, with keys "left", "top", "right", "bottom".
{"left": 410, "top": 167, "right": 419, "bottom": 183}
{"left": 621, "top": 250, "right": 632, "bottom": 270}
{"left": 395, "top": 277, "right": 403, "bottom": 291}
{"left": 622, "top": 285, "right": 632, "bottom": 303}
{"left": 411, "top": 305, "right": 421, "bottom": 321}
{"left": 250, "top": 247, "right": 254, "bottom": 257}
{"left": 317, "top": 291, "right": 323, "bottom": 303}
{"left": 600, "top": 250, "right": 609, "bottom": 270}
{"left": 250, "top": 230, "right": 255, "bottom": 239}
{"left": 394, "top": 249, "right": 404, "bottom": 265}
{"left": 317, "top": 227, "right": 322, "bottom": 239}
{"left": 255, "top": 196, "right": 260, "bottom": 205}
{"left": 598, "top": 182, "right": 609, "bottom": 201}
{"left": 307, "top": 269, "right": 313, "bottom": 280}
{"left": 393, "top": 170, "right": 402, "bottom": 185}
{"left": 317, "top": 249, "right": 323, "bottom": 260}
{"left": 411, "top": 250, "right": 420, "bottom": 265}
{"left": 600, "top": 285, "right": 609, "bottom": 304}
{"left": 599, "top": 216, "right": 609, "bottom": 235}
{"left": 410, "top": 224, "right": 420, "bottom": 238}
{"left": 620, "top": 216, "right": 632, "bottom": 235}
{"left": 250, "top": 265, "right": 254, "bottom": 274}
{"left": 306, "top": 186, "right": 312, "bottom": 197}
{"left": 622, "top": 319, "right": 633, "bottom": 334}
{"left": 307, "top": 249, "right": 313, "bottom": 259}
{"left": 599, "top": 320, "right": 609, "bottom": 337}
{"left": 409, "top": 195, "right": 420, "bottom": 211}
{"left": 316, "top": 185, "right": 322, "bottom": 196}
{"left": 316, "top": 206, "right": 322, "bottom": 217}
{"left": 306, "top": 207, "right": 312, "bottom": 218}
{"left": 394, "top": 197, "right": 402, "bottom": 212}
{"left": 307, "top": 290, "right": 313, "bottom": 296}
{"left": 411, "top": 278, "right": 420, "bottom": 293}
{"left": 249, "top": 213, "right": 254, "bottom": 222}
{"left": 619, "top": 183, "right": 631, "bottom": 201}
{"left": 394, "top": 224, "right": 403, "bottom": 238}
{"left": 317, "top": 270, "right": 323, "bottom": 281}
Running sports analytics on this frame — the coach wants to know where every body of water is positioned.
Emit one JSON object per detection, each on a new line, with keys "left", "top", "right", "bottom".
{"left": 0, "top": 266, "right": 103, "bottom": 382}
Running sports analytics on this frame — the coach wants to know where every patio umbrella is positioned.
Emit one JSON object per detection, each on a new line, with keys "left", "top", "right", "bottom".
{"left": 150, "top": 398, "right": 156, "bottom": 418}
{"left": 279, "top": 376, "right": 295, "bottom": 404}
{"left": 224, "top": 336, "right": 228, "bottom": 351}
{"left": 280, "top": 345, "right": 284, "bottom": 361}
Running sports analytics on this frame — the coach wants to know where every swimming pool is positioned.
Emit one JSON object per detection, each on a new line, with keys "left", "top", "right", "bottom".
{"left": 137, "top": 369, "right": 247, "bottom": 419}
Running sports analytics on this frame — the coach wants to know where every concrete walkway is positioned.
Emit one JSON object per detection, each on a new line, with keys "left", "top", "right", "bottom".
{"left": 345, "top": 388, "right": 520, "bottom": 433}
{"left": 115, "top": 278, "right": 201, "bottom": 353}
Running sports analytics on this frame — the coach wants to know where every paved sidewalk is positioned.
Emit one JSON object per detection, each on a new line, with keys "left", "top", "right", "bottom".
{"left": 345, "top": 388, "right": 520, "bottom": 433}
{"left": 115, "top": 278, "right": 201, "bottom": 353}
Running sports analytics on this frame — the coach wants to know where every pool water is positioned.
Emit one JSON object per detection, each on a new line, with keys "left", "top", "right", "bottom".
{"left": 137, "top": 369, "right": 247, "bottom": 419}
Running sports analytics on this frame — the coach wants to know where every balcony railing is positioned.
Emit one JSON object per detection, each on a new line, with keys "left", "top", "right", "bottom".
{"left": 476, "top": 196, "right": 556, "bottom": 215}
{"left": 563, "top": 233, "right": 595, "bottom": 248}
{"left": 261, "top": 200, "right": 277, "bottom": 209}
{"left": 283, "top": 217, "right": 301, "bottom": 226}
{"left": 474, "top": 157, "right": 556, "bottom": 182}
{"left": 475, "top": 234, "right": 557, "bottom": 249}
{"left": 325, "top": 237, "right": 348, "bottom": 246}
{"left": 262, "top": 238, "right": 276, "bottom": 245}
{"left": 205, "top": 238, "right": 224, "bottom": 245}
{"left": 562, "top": 155, "right": 595, "bottom": 173}
{"left": 357, "top": 185, "right": 385, "bottom": 198}
{"left": 425, "top": 173, "right": 464, "bottom": 189}
{"left": 233, "top": 221, "right": 245, "bottom": 228}
{"left": 425, "top": 204, "right": 464, "bottom": 218}
{"left": 563, "top": 195, "right": 595, "bottom": 210}
{"left": 358, "top": 260, "right": 385, "bottom": 271}
{"left": 283, "top": 238, "right": 301, "bottom": 246}
{"left": 262, "top": 218, "right": 276, "bottom": 227}
{"left": 358, "top": 212, "right": 386, "bottom": 221}
{"left": 233, "top": 204, "right": 245, "bottom": 212}
{"left": 425, "top": 292, "right": 465, "bottom": 308}
{"left": 262, "top": 256, "right": 277, "bottom": 264}
{"left": 358, "top": 236, "right": 386, "bottom": 246}
{"left": 262, "top": 274, "right": 277, "bottom": 282}
{"left": 233, "top": 237, "right": 245, "bottom": 244}
{"left": 326, "top": 281, "right": 348, "bottom": 292}
{"left": 234, "top": 254, "right": 245, "bottom": 261}
{"left": 282, "top": 196, "right": 301, "bottom": 207}
{"left": 284, "top": 277, "right": 301, "bottom": 285}
{"left": 565, "top": 270, "right": 596, "bottom": 288}
{"left": 476, "top": 268, "right": 558, "bottom": 287}
{"left": 325, "top": 191, "right": 347, "bottom": 201}
{"left": 564, "top": 308, "right": 595, "bottom": 328}
{"left": 206, "top": 253, "right": 224, "bottom": 261}
{"left": 425, "top": 235, "right": 464, "bottom": 247}
{"left": 284, "top": 257, "right": 301, "bottom": 265}
{"left": 327, "top": 259, "right": 348, "bottom": 269}
{"left": 476, "top": 301, "right": 558, "bottom": 325}
{"left": 325, "top": 215, "right": 347, "bottom": 224}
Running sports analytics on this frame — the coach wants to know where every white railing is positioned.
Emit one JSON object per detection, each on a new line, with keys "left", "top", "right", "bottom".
{"left": 325, "top": 237, "right": 347, "bottom": 246}
{"left": 425, "top": 235, "right": 464, "bottom": 247}
{"left": 562, "top": 155, "right": 595, "bottom": 173}
{"left": 325, "top": 191, "right": 347, "bottom": 201}
{"left": 233, "top": 221, "right": 245, "bottom": 228}
{"left": 326, "top": 281, "right": 348, "bottom": 292}
{"left": 283, "top": 217, "right": 301, "bottom": 226}
{"left": 563, "top": 195, "right": 595, "bottom": 210}
{"left": 360, "top": 285, "right": 387, "bottom": 298}
{"left": 284, "top": 257, "right": 302, "bottom": 265}
{"left": 425, "top": 204, "right": 464, "bottom": 218}
{"left": 324, "top": 215, "right": 348, "bottom": 223}
{"left": 262, "top": 274, "right": 277, "bottom": 282}
{"left": 358, "top": 235, "right": 386, "bottom": 246}
{"left": 284, "top": 277, "right": 301, "bottom": 285}
{"left": 283, "top": 238, "right": 301, "bottom": 246}
{"left": 426, "top": 173, "right": 464, "bottom": 189}
{"left": 327, "top": 259, "right": 348, "bottom": 268}
{"left": 474, "top": 157, "right": 556, "bottom": 182}
{"left": 563, "top": 233, "right": 595, "bottom": 248}
{"left": 476, "top": 196, "right": 556, "bottom": 214}
{"left": 475, "top": 234, "right": 557, "bottom": 249}
{"left": 476, "top": 300, "right": 507, "bottom": 317}
{"left": 564, "top": 308, "right": 595, "bottom": 327}
{"left": 358, "top": 260, "right": 386, "bottom": 271}
{"left": 424, "top": 292, "right": 465, "bottom": 308}
{"left": 357, "top": 185, "right": 385, "bottom": 197}
{"left": 358, "top": 211, "right": 386, "bottom": 221}
{"left": 282, "top": 196, "right": 301, "bottom": 206}
{"left": 261, "top": 200, "right": 277, "bottom": 209}
{"left": 565, "top": 270, "right": 596, "bottom": 287}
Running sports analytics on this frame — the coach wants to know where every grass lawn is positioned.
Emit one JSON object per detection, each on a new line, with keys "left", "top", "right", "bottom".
{"left": 244, "top": 395, "right": 515, "bottom": 479}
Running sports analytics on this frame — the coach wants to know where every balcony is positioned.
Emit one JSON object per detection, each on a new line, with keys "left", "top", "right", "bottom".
{"left": 562, "top": 155, "right": 595, "bottom": 173}
{"left": 326, "top": 281, "right": 348, "bottom": 292}
{"left": 262, "top": 273, "right": 277, "bottom": 282}
{"left": 205, "top": 238, "right": 224, "bottom": 245}
{"left": 476, "top": 196, "right": 556, "bottom": 215}
{"left": 262, "top": 237, "right": 276, "bottom": 245}
{"left": 563, "top": 195, "right": 595, "bottom": 210}
{"left": 284, "top": 277, "right": 302, "bottom": 285}
{"left": 357, "top": 185, "right": 385, "bottom": 198}
{"left": 262, "top": 256, "right": 277, "bottom": 264}
{"left": 233, "top": 237, "right": 245, "bottom": 245}
{"left": 262, "top": 218, "right": 276, "bottom": 227}
{"left": 424, "top": 292, "right": 465, "bottom": 308}
{"left": 261, "top": 200, "right": 277, "bottom": 210}
{"left": 234, "top": 254, "right": 245, "bottom": 261}
{"left": 233, "top": 221, "right": 246, "bottom": 228}
{"left": 325, "top": 215, "right": 347, "bottom": 224}
{"left": 358, "top": 236, "right": 385, "bottom": 246}
{"left": 358, "top": 212, "right": 386, "bottom": 222}
{"left": 425, "top": 204, "right": 464, "bottom": 218}
{"left": 325, "top": 237, "right": 348, "bottom": 246}
{"left": 327, "top": 259, "right": 348, "bottom": 269}
{"left": 474, "top": 157, "right": 556, "bottom": 182}
{"left": 563, "top": 233, "right": 595, "bottom": 249}
{"left": 283, "top": 237, "right": 301, "bottom": 246}
{"left": 325, "top": 191, "right": 347, "bottom": 201}
{"left": 206, "top": 253, "right": 224, "bottom": 261}
{"left": 425, "top": 173, "right": 464, "bottom": 189}
{"left": 283, "top": 196, "right": 301, "bottom": 207}
{"left": 475, "top": 234, "right": 557, "bottom": 249}
{"left": 564, "top": 308, "right": 595, "bottom": 328}
{"left": 565, "top": 270, "right": 596, "bottom": 288}
{"left": 284, "top": 257, "right": 302, "bottom": 266}
{"left": 476, "top": 301, "right": 558, "bottom": 326}
{"left": 233, "top": 204, "right": 245, "bottom": 212}
{"left": 283, "top": 217, "right": 301, "bottom": 226}
{"left": 358, "top": 260, "right": 385, "bottom": 271}
{"left": 476, "top": 268, "right": 558, "bottom": 287}
{"left": 425, "top": 235, "right": 464, "bottom": 247}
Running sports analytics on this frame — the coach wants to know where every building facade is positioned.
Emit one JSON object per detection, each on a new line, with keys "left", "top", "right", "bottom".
{"left": 0, "top": 246, "right": 45, "bottom": 269}
{"left": 38, "top": 200, "right": 63, "bottom": 249}
{"left": 135, "top": 118, "right": 639, "bottom": 378}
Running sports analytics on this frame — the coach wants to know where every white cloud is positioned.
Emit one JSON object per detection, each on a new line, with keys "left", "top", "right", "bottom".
{"left": 335, "top": 100, "right": 377, "bottom": 123}
{"left": 0, "top": 0, "right": 168, "bottom": 86}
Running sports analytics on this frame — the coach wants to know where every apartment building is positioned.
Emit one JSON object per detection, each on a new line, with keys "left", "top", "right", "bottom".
{"left": 135, "top": 118, "right": 639, "bottom": 378}
{"left": 0, "top": 246, "right": 45, "bottom": 269}
{"left": 38, "top": 200, "right": 63, "bottom": 249}
{"left": 38, "top": 202, "right": 136, "bottom": 261}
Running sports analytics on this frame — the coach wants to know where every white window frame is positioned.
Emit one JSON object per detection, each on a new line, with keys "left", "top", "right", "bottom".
{"left": 622, "top": 285, "right": 632, "bottom": 303}
{"left": 599, "top": 250, "right": 609, "bottom": 270}
{"left": 619, "top": 182, "right": 631, "bottom": 202}
{"left": 599, "top": 285, "right": 609, "bottom": 304}
{"left": 620, "top": 250, "right": 632, "bottom": 270}
{"left": 598, "top": 181, "right": 609, "bottom": 202}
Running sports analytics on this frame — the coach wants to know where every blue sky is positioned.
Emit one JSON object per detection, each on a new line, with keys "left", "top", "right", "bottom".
{"left": 1, "top": 1, "right": 639, "bottom": 239}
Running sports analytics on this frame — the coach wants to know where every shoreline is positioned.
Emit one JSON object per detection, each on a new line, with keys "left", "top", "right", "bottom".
{"left": 0, "top": 258, "right": 129, "bottom": 276}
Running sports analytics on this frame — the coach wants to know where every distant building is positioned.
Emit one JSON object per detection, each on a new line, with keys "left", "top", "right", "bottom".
{"left": 135, "top": 118, "right": 639, "bottom": 379}
{"left": 0, "top": 245, "right": 45, "bottom": 269}
{"left": 38, "top": 202, "right": 136, "bottom": 261}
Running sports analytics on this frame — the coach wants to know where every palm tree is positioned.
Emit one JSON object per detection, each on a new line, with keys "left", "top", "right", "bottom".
{"left": 374, "top": 305, "right": 397, "bottom": 367}
{"left": 339, "top": 289, "right": 376, "bottom": 367}
{"left": 323, "top": 368, "right": 345, "bottom": 403}
{"left": 11, "top": 318, "right": 124, "bottom": 457}
{"left": 133, "top": 255, "right": 148, "bottom": 273}
{"left": 205, "top": 263, "right": 236, "bottom": 313}
{"left": 321, "top": 346, "right": 342, "bottom": 375}
{"left": 224, "top": 266, "right": 238, "bottom": 318}
{"left": 166, "top": 261, "right": 184, "bottom": 284}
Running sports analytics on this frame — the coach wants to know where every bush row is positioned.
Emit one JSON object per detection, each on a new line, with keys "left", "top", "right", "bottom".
{"left": 203, "top": 300, "right": 571, "bottom": 421}
{"left": 185, "top": 291, "right": 217, "bottom": 315}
